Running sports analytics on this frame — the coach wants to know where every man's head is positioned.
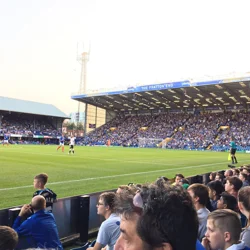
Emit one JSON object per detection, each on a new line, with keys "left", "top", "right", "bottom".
{"left": 239, "top": 172, "right": 247, "bottom": 182}
{"left": 224, "top": 170, "right": 233, "bottom": 178}
{"left": 188, "top": 183, "right": 209, "bottom": 208}
{"left": 97, "top": 192, "right": 117, "bottom": 217}
{"left": 154, "top": 176, "right": 169, "bottom": 188}
{"left": 215, "top": 173, "right": 224, "bottom": 182}
{"left": 33, "top": 173, "right": 48, "bottom": 189}
{"left": 205, "top": 209, "right": 241, "bottom": 250}
{"left": 216, "top": 192, "right": 237, "bottom": 211}
{"left": 209, "top": 172, "right": 216, "bottom": 181}
{"left": 115, "top": 184, "right": 198, "bottom": 250}
{"left": 238, "top": 186, "right": 250, "bottom": 224}
{"left": 224, "top": 176, "right": 242, "bottom": 195}
{"left": 0, "top": 226, "right": 18, "bottom": 250}
{"left": 207, "top": 181, "right": 224, "bottom": 200}
{"left": 242, "top": 167, "right": 250, "bottom": 175}
{"left": 116, "top": 185, "right": 130, "bottom": 194}
{"left": 31, "top": 195, "right": 46, "bottom": 212}
{"left": 175, "top": 174, "right": 184, "bottom": 185}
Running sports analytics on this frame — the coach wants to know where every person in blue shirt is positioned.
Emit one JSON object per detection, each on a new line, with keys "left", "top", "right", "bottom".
{"left": 3, "top": 133, "right": 10, "bottom": 146}
{"left": 13, "top": 195, "right": 63, "bottom": 250}
{"left": 230, "top": 137, "right": 238, "bottom": 164}
{"left": 57, "top": 135, "right": 65, "bottom": 152}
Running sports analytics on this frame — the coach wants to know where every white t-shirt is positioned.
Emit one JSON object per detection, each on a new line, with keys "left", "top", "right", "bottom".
{"left": 97, "top": 213, "right": 120, "bottom": 250}
{"left": 70, "top": 137, "right": 75, "bottom": 145}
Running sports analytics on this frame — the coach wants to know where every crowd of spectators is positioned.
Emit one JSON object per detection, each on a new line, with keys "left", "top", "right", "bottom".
{"left": 1, "top": 110, "right": 250, "bottom": 150}
{"left": 2, "top": 163, "right": 250, "bottom": 249}
{"left": 0, "top": 114, "right": 62, "bottom": 138}
{"left": 80, "top": 111, "right": 250, "bottom": 151}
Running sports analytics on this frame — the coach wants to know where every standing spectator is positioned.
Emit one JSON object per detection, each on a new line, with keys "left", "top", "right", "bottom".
{"left": 87, "top": 192, "right": 120, "bottom": 250}
{"left": 13, "top": 195, "right": 63, "bottom": 250}
{"left": 0, "top": 226, "right": 18, "bottom": 250}
{"left": 188, "top": 184, "right": 210, "bottom": 241}
{"left": 33, "top": 173, "right": 57, "bottom": 212}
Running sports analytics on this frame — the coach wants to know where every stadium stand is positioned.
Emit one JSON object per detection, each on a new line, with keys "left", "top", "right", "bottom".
{"left": 0, "top": 96, "right": 68, "bottom": 144}
{"left": 2, "top": 75, "right": 250, "bottom": 248}
{"left": 72, "top": 74, "right": 250, "bottom": 151}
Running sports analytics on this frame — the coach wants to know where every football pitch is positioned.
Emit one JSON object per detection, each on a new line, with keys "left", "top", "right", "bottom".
{"left": 0, "top": 145, "right": 249, "bottom": 209}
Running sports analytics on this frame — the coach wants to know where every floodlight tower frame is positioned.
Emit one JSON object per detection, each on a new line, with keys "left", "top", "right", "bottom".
{"left": 76, "top": 43, "right": 90, "bottom": 134}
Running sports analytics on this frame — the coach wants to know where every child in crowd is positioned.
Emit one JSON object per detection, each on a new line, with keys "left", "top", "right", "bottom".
{"left": 33, "top": 173, "right": 57, "bottom": 212}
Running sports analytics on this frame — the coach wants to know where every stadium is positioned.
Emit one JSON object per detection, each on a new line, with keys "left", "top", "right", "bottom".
{"left": 1, "top": 72, "right": 250, "bottom": 248}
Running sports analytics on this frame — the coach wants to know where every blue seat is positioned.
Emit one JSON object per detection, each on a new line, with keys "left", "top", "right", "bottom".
{"left": 70, "top": 242, "right": 89, "bottom": 250}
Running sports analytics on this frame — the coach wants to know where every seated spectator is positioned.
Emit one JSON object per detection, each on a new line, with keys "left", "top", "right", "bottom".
{"left": 238, "top": 186, "right": 250, "bottom": 248}
{"left": 12, "top": 195, "right": 63, "bottom": 250}
{"left": 87, "top": 192, "right": 120, "bottom": 250}
{"left": 217, "top": 192, "right": 238, "bottom": 212}
{"left": 225, "top": 176, "right": 243, "bottom": 198}
{"left": 179, "top": 178, "right": 190, "bottom": 189}
{"left": 33, "top": 173, "right": 57, "bottom": 212}
{"left": 239, "top": 173, "right": 249, "bottom": 187}
{"left": 174, "top": 173, "right": 185, "bottom": 185}
{"left": 0, "top": 226, "right": 18, "bottom": 250}
{"left": 116, "top": 185, "right": 131, "bottom": 194}
{"left": 115, "top": 184, "right": 199, "bottom": 250}
{"left": 224, "top": 169, "right": 233, "bottom": 178}
{"left": 202, "top": 209, "right": 250, "bottom": 250}
{"left": 232, "top": 168, "right": 240, "bottom": 177}
{"left": 188, "top": 184, "right": 210, "bottom": 241}
{"left": 209, "top": 172, "right": 216, "bottom": 182}
{"left": 215, "top": 173, "right": 224, "bottom": 183}
{"left": 207, "top": 181, "right": 225, "bottom": 211}
{"left": 154, "top": 176, "right": 170, "bottom": 188}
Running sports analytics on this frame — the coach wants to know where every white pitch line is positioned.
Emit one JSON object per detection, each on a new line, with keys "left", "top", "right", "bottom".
{"left": 0, "top": 161, "right": 228, "bottom": 191}
{"left": 0, "top": 148, "right": 224, "bottom": 166}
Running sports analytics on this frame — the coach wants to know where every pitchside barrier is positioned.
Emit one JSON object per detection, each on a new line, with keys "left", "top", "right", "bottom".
{"left": 0, "top": 170, "right": 225, "bottom": 245}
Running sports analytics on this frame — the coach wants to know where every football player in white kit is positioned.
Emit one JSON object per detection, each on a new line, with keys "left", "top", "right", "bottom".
{"left": 69, "top": 136, "right": 75, "bottom": 154}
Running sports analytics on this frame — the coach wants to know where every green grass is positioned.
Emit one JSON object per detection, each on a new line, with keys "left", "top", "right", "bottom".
{"left": 0, "top": 145, "right": 248, "bottom": 209}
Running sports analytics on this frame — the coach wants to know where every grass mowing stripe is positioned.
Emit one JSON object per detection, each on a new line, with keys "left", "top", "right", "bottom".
{"left": 0, "top": 161, "right": 228, "bottom": 191}
{"left": 1, "top": 148, "right": 225, "bottom": 166}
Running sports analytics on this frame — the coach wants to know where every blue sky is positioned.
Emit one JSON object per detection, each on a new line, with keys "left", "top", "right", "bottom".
{"left": 1, "top": 0, "right": 250, "bottom": 114}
